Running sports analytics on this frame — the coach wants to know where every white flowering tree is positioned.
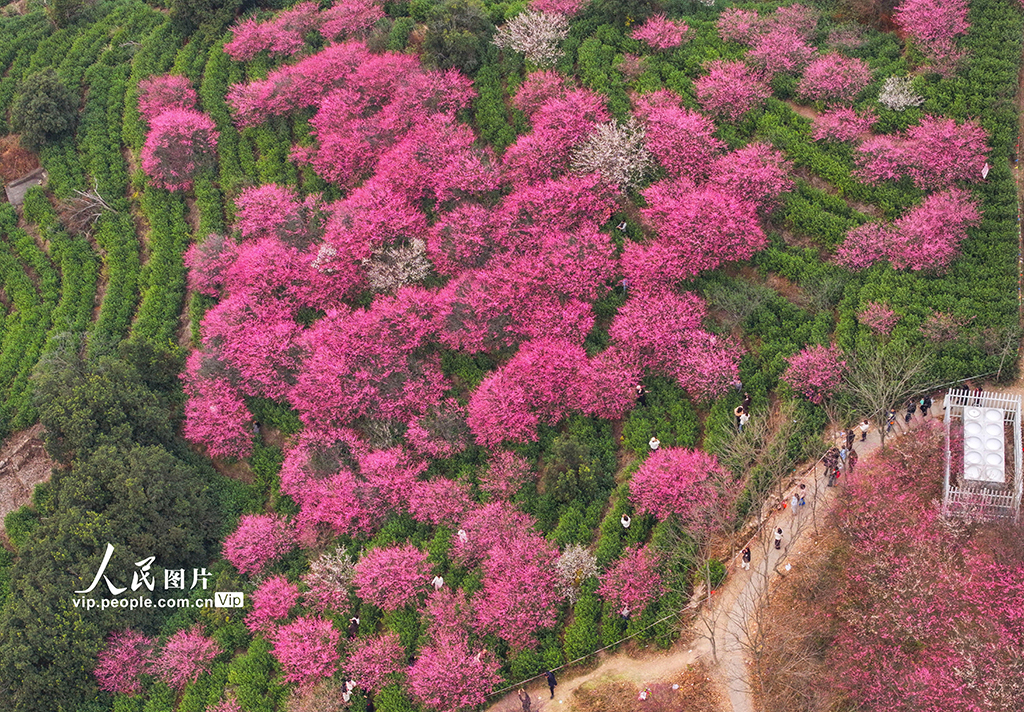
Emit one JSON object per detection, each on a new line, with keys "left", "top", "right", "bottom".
{"left": 571, "top": 118, "right": 653, "bottom": 188}
{"left": 493, "top": 11, "right": 569, "bottom": 66}
{"left": 878, "top": 76, "right": 924, "bottom": 112}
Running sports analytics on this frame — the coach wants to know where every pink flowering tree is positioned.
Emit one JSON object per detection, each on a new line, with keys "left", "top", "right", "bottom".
{"left": 716, "top": 8, "right": 762, "bottom": 43}
{"left": 140, "top": 109, "right": 218, "bottom": 192}
{"left": 629, "top": 448, "right": 720, "bottom": 522}
{"left": 894, "top": 0, "right": 969, "bottom": 73}
{"left": 835, "top": 188, "right": 981, "bottom": 272}
{"left": 709, "top": 142, "right": 794, "bottom": 214}
{"left": 137, "top": 75, "right": 197, "bottom": 123}
{"left": 858, "top": 302, "right": 900, "bottom": 336}
{"left": 474, "top": 535, "right": 560, "bottom": 650}
{"left": 272, "top": 617, "right": 341, "bottom": 687}
{"left": 224, "top": 2, "right": 321, "bottom": 60}
{"left": 180, "top": 347, "right": 257, "bottom": 459}
{"left": 747, "top": 28, "right": 816, "bottom": 77}
{"left": 812, "top": 107, "right": 876, "bottom": 143}
{"left": 466, "top": 338, "right": 588, "bottom": 446}
{"left": 222, "top": 513, "right": 296, "bottom": 577}
{"left": 93, "top": 630, "right": 155, "bottom": 696}
{"left": 245, "top": 575, "right": 300, "bottom": 634}
{"left": 797, "top": 53, "right": 873, "bottom": 104}
{"left": 781, "top": 344, "right": 847, "bottom": 404}
{"left": 149, "top": 628, "right": 222, "bottom": 691}
{"left": 408, "top": 479, "right": 474, "bottom": 527}
{"left": 529, "top": 0, "right": 586, "bottom": 14}
{"left": 184, "top": 234, "right": 240, "bottom": 297}
{"left": 344, "top": 632, "right": 405, "bottom": 693}
{"left": 636, "top": 90, "right": 724, "bottom": 180}
{"left": 408, "top": 637, "right": 501, "bottom": 712}
{"left": 451, "top": 502, "right": 539, "bottom": 568}
{"left": 512, "top": 70, "right": 568, "bottom": 119}
{"left": 609, "top": 288, "right": 740, "bottom": 401}
{"left": 233, "top": 184, "right": 321, "bottom": 245}
{"left": 629, "top": 178, "right": 765, "bottom": 289}
{"left": 694, "top": 60, "right": 772, "bottom": 123}
{"left": 479, "top": 450, "right": 534, "bottom": 500}
{"left": 854, "top": 115, "right": 988, "bottom": 190}
{"left": 598, "top": 545, "right": 664, "bottom": 616}
{"left": 320, "top": 0, "right": 386, "bottom": 40}
{"left": 630, "top": 14, "right": 691, "bottom": 50}
{"left": 353, "top": 544, "right": 432, "bottom": 611}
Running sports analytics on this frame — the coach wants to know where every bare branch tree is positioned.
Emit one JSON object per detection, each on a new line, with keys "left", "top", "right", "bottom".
{"left": 841, "top": 346, "right": 932, "bottom": 449}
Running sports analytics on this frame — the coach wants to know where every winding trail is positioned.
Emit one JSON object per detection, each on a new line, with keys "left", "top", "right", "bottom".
{"left": 486, "top": 414, "right": 909, "bottom": 712}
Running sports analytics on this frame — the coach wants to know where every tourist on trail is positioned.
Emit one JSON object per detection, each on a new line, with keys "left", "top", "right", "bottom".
{"left": 545, "top": 671, "right": 557, "bottom": 699}
{"left": 742, "top": 392, "right": 752, "bottom": 412}
{"left": 798, "top": 483, "right": 806, "bottom": 506}
{"left": 518, "top": 688, "right": 532, "bottom": 711}
{"left": 828, "top": 465, "right": 840, "bottom": 487}
{"left": 859, "top": 419, "right": 870, "bottom": 441}
{"left": 790, "top": 493, "right": 799, "bottom": 513}
{"left": 845, "top": 428, "right": 855, "bottom": 450}
{"left": 886, "top": 409, "right": 897, "bottom": 434}
{"left": 920, "top": 395, "right": 932, "bottom": 418}
{"left": 636, "top": 383, "right": 647, "bottom": 407}
{"left": 848, "top": 449, "right": 858, "bottom": 473}
{"left": 774, "top": 528, "right": 783, "bottom": 550}
{"left": 741, "top": 547, "right": 751, "bottom": 570}
{"left": 905, "top": 399, "right": 917, "bottom": 424}
{"left": 648, "top": 436, "right": 660, "bottom": 451}
{"left": 739, "top": 411, "right": 750, "bottom": 432}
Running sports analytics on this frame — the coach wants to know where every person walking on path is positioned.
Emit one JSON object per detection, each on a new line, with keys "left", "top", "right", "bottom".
{"left": 545, "top": 671, "right": 557, "bottom": 699}
{"left": 636, "top": 383, "right": 647, "bottom": 407}
{"left": 774, "top": 528, "right": 783, "bottom": 550}
{"left": 860, "top": 419, "right": 870, "bottom": 441}
{"left": 920, "top": 395, "right": 932, "bottom": 418}
{"left": 828, "top": 465, "right": 841, "bottom": 487}
{"left": 848, "top": 449, "right": 858, "bottom": 473}
{"left": 741, "top": 546, "right": 751, "bottom": 570}
{"left": 790, "top": 493, "right": 799, "bottom": 514}
{"left": 739, "top": 410, "right": 750, "bottom": 432}
{"left": 886, "top": 409, "right": 897, "bottom": 434}
{"left": 798, "top": 483, "right": 806, "bottom": 506}
{"left": 845, "top": 428, "right": 856, "bottom": 450}
{"left": 518, "top": 689, "right": 532, "bottom": 711}
{"left": 905, "top": 399, "right": 917, "bottom": 425}
{"left": 823, "top": 446, "right": 839, "bottom": 478}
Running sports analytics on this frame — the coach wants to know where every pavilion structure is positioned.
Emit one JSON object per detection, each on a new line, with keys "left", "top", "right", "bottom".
{"left": 942, "top": 388, "right": 1022, "bottom": 523}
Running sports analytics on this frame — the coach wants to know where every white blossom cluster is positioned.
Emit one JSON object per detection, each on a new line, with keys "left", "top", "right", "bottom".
{"left": 554, "top": 544, "right": 599, "bottom": 604}
{"left": 363, "top": 238, "right": 431, "bottom": 293}
{"left": 878, "top": 76, "right": 924, "bottom": 112}
{"left": 305, "top": 546, "right": 356, "bottom": 592}
{"left": 571, "top": 118, "right": 653, "bottom": 188}
{"left": 493, "top": 11, "right": 570, "bottom": 67}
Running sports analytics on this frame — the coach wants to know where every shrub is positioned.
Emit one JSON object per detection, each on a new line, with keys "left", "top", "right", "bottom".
{"left": 11, "top": 69, "right": 78, "bottom": 151}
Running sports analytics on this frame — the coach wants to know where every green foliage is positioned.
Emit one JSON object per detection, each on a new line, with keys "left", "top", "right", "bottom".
{"left": 3, "top": 506, "right": 39, "bottom": 550}
{"left": 11, "top": 68, "right": 77, "bottom": 151}
{"left": 563, "top": 590, "right": 602, "bottom": 662}
{"left": 376, "top": 683, "right": 417, "bottom": 712}
{"left": 423, "top": 0, "right": 494, "bottom": 75}
{"left": 621, "top": 377, "right": 699, "bottom": 457}
{"left": 226, "top": 636, "right": 284, "bottom": 712}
